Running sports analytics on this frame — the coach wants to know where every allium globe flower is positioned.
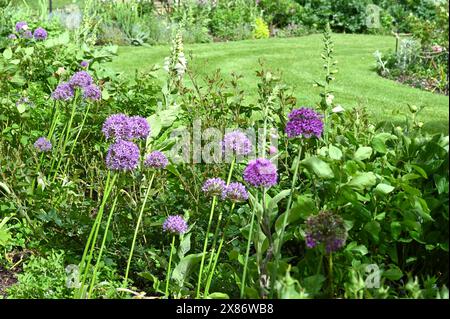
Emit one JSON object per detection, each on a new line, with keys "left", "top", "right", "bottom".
{"left": 222, "top": 130, "right": 253, "bottom": 156}
{"left": 34, "top": 137, "right": 52, "bottom": 152}
{"left": 243, "top": 158, "right": 277, "bottom": 188}
{"left": 51, "top": 82, "right": 74, "bottom": 101}
{"left": 102, "top": 114, "right": 131, "bottom": 141}
{"left": 69, "top": 71, "right": 93, "bottom": 88}
{"left": 22, "top": 30, "right": 33, "bottom": 39}
{"left": 33, "top": 27, "right": 47, "bottom": 40}
{"left": 129, "top": 116, "right": 151, "bottom": 140}
{"left": 202, "top": 178, "right": 226, "bottom": 197}
{"left": 285, "top": 107, "right": 324, "bottom": 139}
{"left": 144, "top": 151, "right": 169, "bottom": 169}
{"left": 15, "top": 21, "right": 28, "bottom": 32}
{"left": 105, "top": 140, "right": 140, "bottom": 171}
{"left": 8, "top": 34, "right": 17, "bottom": 40}
{"left": 222, "top": 182, "right": 248, "bottom": 202}
{"left": 82, "top": 84, "right": 101, "bottom": 101}
{"left": 305, "top": 211, "right": 348, "bottom": 253}
{"left": 163, "top": 215, "right": 188, "bottom": 235}
{"left": 80, "top": 60, "right": 89, "bottom": 68}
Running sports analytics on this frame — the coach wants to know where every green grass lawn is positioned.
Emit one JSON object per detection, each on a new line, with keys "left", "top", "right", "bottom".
{"left": 11, "top": 0, "right": 83, "bottom": 10}
{"left": 108, "top": 34, "right": 449, "bottom": 133}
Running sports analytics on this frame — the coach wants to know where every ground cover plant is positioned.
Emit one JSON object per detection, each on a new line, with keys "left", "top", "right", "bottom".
{"left": 0, "top": 0, "right": 448, "bottom": 300}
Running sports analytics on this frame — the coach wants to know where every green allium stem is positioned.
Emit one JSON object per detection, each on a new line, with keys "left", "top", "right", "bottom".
{"left": 270, "top": 142, "right": 302, "bottom": 296}
{"left": 76, "top": 171, "right": 117, "bottom": 299}
{"left": 52, "top": 92, "right": 79, "bottom": 182}
{"left": 204, "top": 202, "right": 235, "bottom": 297}
{"left": 203, "top": 157, "right": 235, "bottom": 296}
{"left": 123, "top": 172, "right": 156, "bottom": 288}
{"left": 87, "top": 194, "right": 119, "bottom": 298}
{"left": 240, "top": 202, "right": 257, "bottom": 299}
{"left": 196, "top": 195, "right": 217, "bottom": 298}
{"left": 165, "top": 235, "right": 176, "bottom": 298}
{"left": 63, "top": 102, "right": 92, "bottom": 176}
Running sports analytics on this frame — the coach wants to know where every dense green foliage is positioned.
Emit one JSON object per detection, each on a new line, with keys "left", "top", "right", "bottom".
{"left": 0, "top": 15, "right": 448, "bottom": 299}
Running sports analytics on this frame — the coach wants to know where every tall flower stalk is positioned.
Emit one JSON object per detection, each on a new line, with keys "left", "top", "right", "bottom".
{"left": 123, "top": 171, "right": 156, "bottom": 287}
{"left": 162, "top": 215, "right": 188, "bottom": 298}
{"left": 241, "top": 158, "right": 278, "bottom": 298}
{"left": 76, "top": 171, "right": 117, "bottom": 298}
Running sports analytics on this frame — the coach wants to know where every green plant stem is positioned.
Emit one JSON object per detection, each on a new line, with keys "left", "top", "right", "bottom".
{"left": 240, "top": 203, "right": 257, "bottom": 299}
{"left": 278, "top": 143, "right": 303, "bottom": 246}
{"left": 52, "top": 92, "right": 78, "bottom": 182}
{"left": 203, "top": 158, "right": 235, "bottom": 292}
{"left": 204, "top": 202, "right": 235, "bottom": 296}
{"left": 165, "top": 235, "right": 176, "bottom": 298}
{"left": 269, "top": 142, "right": 302, "bottom": 297}
{"left": 76, "top": 171, "right": 117, "bottom": 299}
{"left": 123, "top": 172, "right": 156, "bottom": 288}
{"left": 62, "top": 103, "right": 91, "bottom": 176}
{"left": 328, "top": 252, "right": 333, "bottom": 298}
{"left": 196, "top": 195, "right": 217, "bottom": 298}
{"left": 87, "top": 194, "right": 119, "bottom": 298}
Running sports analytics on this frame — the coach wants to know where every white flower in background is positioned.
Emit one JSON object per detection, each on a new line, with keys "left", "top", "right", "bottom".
{"left": 164, "top": 29, "right": 188, "bottom": 81}
{"left": 332, "top": 105, "right": 344, "bottom": 113}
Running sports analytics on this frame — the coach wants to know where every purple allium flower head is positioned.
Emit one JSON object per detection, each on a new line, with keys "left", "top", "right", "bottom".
{"left": 34, "top": 137, "right": 52, "bottom": 152}
{"left": 222, "top": 182, "right": 248, "bottom": 202}
{"left": 69, "top": 71, "right": 93, "bottom": 89}
{"left": 144, "top": 151, "right": 169, "bottom": 169}
{"left": 129, "top": 116, "right": 151, "bottom": 140}
{"left": 163, "top": 215, "right": 188, "bottom": 235}
{"left": 102, "top": 114, "right": 131, "bottom": 141}
{"left": 305, "top": 211, "right": 347, "bottom": 253}
{"left": 80, "top": 60, "right": 89, "bottom": 68}
{"left": 222, "top": 130, "right": 253, "bottom": 156}
{"left": 22, "top": 30, "right": 33, "bottom": 39}
{"left": 8, "top": 34, "right": 17, "bottom": 40}
{"left": 82, "top": 84, "right": 101, "bottom": 101}
{"left": 202, "top": 178, "right": 226, "bottom": 197}
{"left": 105, "top": 140, "right": 140, "bottom": 171}
{"left": 33, "top": 27, "right": 47, "bottom": 40}
{"left": 51, "top": 82, "right": 74, "bottom": 101}
{"left": 243, "top": 158, "right": 277, "bottom": 188}
{"left": 15, "top": 21, "right": 28, "bottom": 32}
{"left": 285, "top": 107, "right": 324, "bottom": 139}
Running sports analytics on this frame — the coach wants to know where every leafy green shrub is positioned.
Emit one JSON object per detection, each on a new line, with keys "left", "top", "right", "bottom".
{"left": 6, "top": 250, "right": 71, "bottom": 298}
{"left": 252, "top": 17, "right": 270, "bottom": 39}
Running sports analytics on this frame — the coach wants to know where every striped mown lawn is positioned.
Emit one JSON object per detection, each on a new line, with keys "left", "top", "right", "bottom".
{"left": 108, "top": 34, "right": 449, "bottom": 133}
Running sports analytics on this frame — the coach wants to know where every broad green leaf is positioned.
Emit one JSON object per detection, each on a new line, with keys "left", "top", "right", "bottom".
{"left": 206, "top": 292, "right": 230, "bottom": 299}
{"left": 354, "top": 146, "right": 372, "bottom": 160}
{"left": 177, "top": 233, "right": 191, "bottom": 259}
{"left": 268, "top": 189, "right": 291, "bottom": 214}
{"left": 275, "top": 195, "right": 316, "bottom": 233}
{"left": 390, "top": 221, "right": 402, "bottom": 239}
{"left": 301, "top": 156, "right": 334, "bottom": 179}
{"left": 375, "top": 183, "right": 395, "bottom": 195}
{"left": 382, "top": 266, "right": 403, "bottom": 281}
{"left": 303, "top": 274, "right": 325, "bottom": 296}
{"left": 347, "top": 172, "right": 376, "bottom": 191}
{"left": 328, "top": 145, "right": 342, "bottom": 160}
{"left": 24, "top": 47, "right": 34, "bottom": 56}
{"left": 16, "top": 103, "right": 27, "bottom": 114}
{"left": 372, "top": 133, "right": 397, "bottom": 154}
{"left": 171, "top": 253, "right": 203, "bottom": 287}
{"left": 364, "top": 220, "right": 380, "bottom": 242}
{"left": 3, "top": 47, "right": 12, "bottom": 60}
{"left": 101, "top": 89, "right": 110, "bottom": 100}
